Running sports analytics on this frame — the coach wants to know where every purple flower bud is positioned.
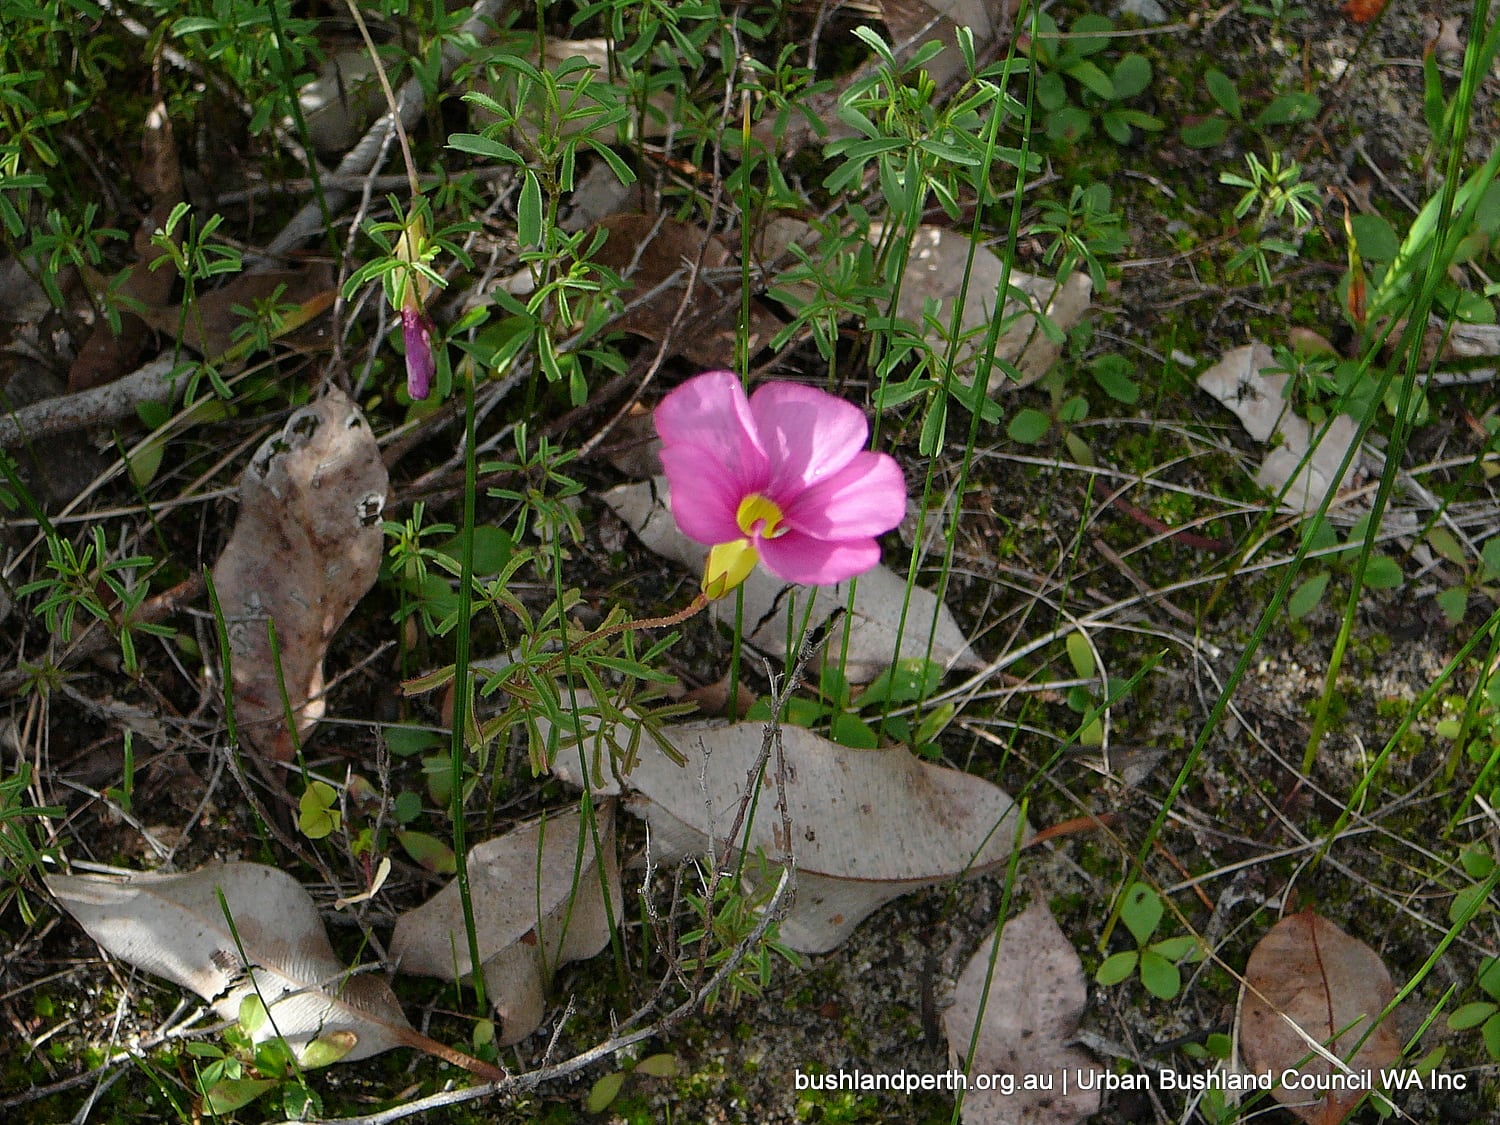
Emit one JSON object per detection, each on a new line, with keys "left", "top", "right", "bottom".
{"left": 402, "top": 305, "right": 435, "bottom": 401}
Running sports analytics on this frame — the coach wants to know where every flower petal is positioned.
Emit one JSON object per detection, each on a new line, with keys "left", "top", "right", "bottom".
{"left": 758, "top": 530, "right": 881, "bottom": 587}
{"left": 749, "top": 382, "right": 870, "bottom": 498}
{"left": 782, "top": 451, "right": 905, "bottom": 539}
{"left": 655, "top": 371, "right": 768, "bottom": 492}
{"left": 660, "top": 445, "right": 746, "bottom": 545}
{"left": 402, "top": 307, "right": 435, "bottom": 400}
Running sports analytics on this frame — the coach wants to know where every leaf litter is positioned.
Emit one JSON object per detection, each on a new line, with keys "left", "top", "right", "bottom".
{"left": 549, "top": 714, "right": 1032, "bottom": 954}
{"left": 210, "top": 389, "right": 388, "bottom": 784}
{"left": 1238, "top": 909, "right": 1403, "bottom": 1125}
{"left": 943, "top": 902, "right": 1102, "bottom": 1125}
{"left": 391, "top": 803, "right": 623, "bottom": 1046}
{"left": 46, "top": 862, "right": 501, "bottom": 1078}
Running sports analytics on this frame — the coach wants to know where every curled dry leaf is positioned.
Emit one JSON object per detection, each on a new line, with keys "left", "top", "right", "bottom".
{"left": 551, "top": 717, "right": 1031, "bottom": 953}
{"left": 211, "top": 390, "right": 387, "bottom": 775}
{"left": 1198, "top": 343, "right": 1361, "bottom": 514}
{"left": 944, "top": 902, "right": 1102, "bottom": 1125}
{"left": 391, "top": 804, "right": 621, "bottom": 1046}
{"left": 48, "top": 863, "right": 413, "bottom": 1065}
{"left": 1239, "top": 910, "right": 1403, "bottom": 1125}
{"left": 603, "top": 476, "right": 980, "bottom": 681}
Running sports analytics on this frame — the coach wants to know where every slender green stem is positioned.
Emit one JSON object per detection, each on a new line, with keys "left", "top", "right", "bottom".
{"left": 448, "top": 366, "right": 485, "bottom": 1011}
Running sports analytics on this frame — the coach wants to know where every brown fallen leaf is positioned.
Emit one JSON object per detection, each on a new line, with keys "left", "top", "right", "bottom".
{"left": 944, "top": 902, "right": 1102, "bottom": 1125}
{"left": 211, "top": 390, "right": 388, "bottom": 780}
{"left": 133, "top": 264, "right": 337, "bottom": 362}
{"left": 46, "top": 862, "right": 501, "bottom": 1078}
{"left": 880, "top": 0, "right": 1012, "bottom": 96}
{"left": 550, "top": 716, "right": 1031, "bottom": 953}
{"left": 588, "top": 213, "right": 781, "bottom": 369}
{"left": 875, "top": 224, "right": 1092, "bottom": 388}
{"left": 1197, "top": 343, "right": 1362, "bottom": 513}
{"left": 391, "top": 804, "right": 621, "bottom": 1046}
{"left": 1239, "top": 910, "right": 1403, "bottom": 1125}
{"left": 68, "top": 101, "right": 182, "bottom": 393}
{"left": 603, "top": 475, "right": 979, "bottom": 680}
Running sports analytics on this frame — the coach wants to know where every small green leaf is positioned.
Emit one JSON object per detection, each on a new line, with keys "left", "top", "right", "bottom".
{"left": 1204, "top": 69, "right": 1241, "bottom": 119}
{"left": 1288, "top": 572, "right": 1330, "bottom": 619}
{"left": 1350, "top": 213, "right": 1401, "bottom": 262}
{"left": 1205, "top": 1032, "right": 1232, "bottom": 1059}
{"left": 829, "top": 711, "right": 880, "bottom": 749}
{"left": 1111, "top": 54, "right": 1152, "bottom": 99}
{"left": 1090, "top": 354, "right": 1139, "bottom": 403}
{"left": 398, "top": 830, "right": 457, "bottom": 874}
{"left": 1008, "top": 408, "right": 1051, "bottom": 443}
{"left": 1463, "top": 847, "right": 1497, "bottom": 879}
{"left": 1450, "top": 1001, "right": 1500, "bottom": 1031}
{"left": 518, "top": 171, "right": 543, "bottom": 249}
{"left": 447, "top": 133, "right": 523, "bottom": 165}
{"left": 1482, "top": 537, "right": 1500, "bottom": 581}
{"left": 238, "top": 994, "right": 268, "bottom": 1035}
{"left": 1479, "top": 955, "right": 1500, "bottom": 999}
{"left": 298, "top": 781, "right": 341, "bottom": 840}
{"left": 394, "top": 790, "right": 423, "bottom": 824}
{"left": 1484, "top": 1013, "right": 1500, "bottom": 1061}
{"left": 586, "top": 1071, "right": 627, "bottom": 1113}
{"left": 1180, "top": 116, "right": 1229, "bottom": 148}
{"left": 635, "top": 1053, "right": 678, "bottom": 1078}
{"left": 1095, "top": 950, "right": 1138, "bottom": 986}
{"left": 384, "top": 725, "right": 442, "bottom": 757}
{"left": 1437, "top": 587, "right": 1469, "bottom": 626}
{"left": 1451, "top": 880, "right": 1491, "bottom": 924}
{"left": 1064, "top": 60, "right": 1114, "bottom": 99}
{"left": 1254, "top": 92, "right": 1320, "bottom": 126}
{"left": 1121, "top": 882, "right": 1163, "bottom": 945}
{"left": 299, "top": 1031, "right": 357, "bottom": 1069}
{"left": 1364, "top": 555, "right": 1404, "bottom": 589}
{"left": 1150, "top": 935, "right": 1200, "bottom": 962}
{"left": 202, "top": 1077, "right": 278, "bottom": 1116}
{"left": 915, "top": 702, "right": 957, "bottom": 746}
{"left": 1139, "top": 949, "right": 1181, "bottom": 999}
{"left": 1066, "top": 632, "right": 1095, "bottom": 679}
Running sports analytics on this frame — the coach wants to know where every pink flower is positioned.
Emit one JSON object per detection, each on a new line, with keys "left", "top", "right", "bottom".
{"left": 655, "top": 371, "right": 905, "bottom": 597}
{"left": 401, "top": 301, "right": 435, "bottom": 401}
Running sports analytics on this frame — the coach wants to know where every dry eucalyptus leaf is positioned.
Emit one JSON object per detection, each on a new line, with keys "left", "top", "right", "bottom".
{"left": 880, "top": 0, "right": 1010, "bottom": 96}
{"left": 134, "top": 264, "right": 336, "bottom": 361}
{"left": 68, "top": 101, "right": 182, "bottom": 393}
{"left": 587, "top": 213, "right": 782, "bottom": 369}
{"left": 550, "top": 718, "right": 1031, "bottom": 954}
{"left": 391, "top": 804, "right": 621, "bottom": 1047}
{"left": 604, "top": 476, "right": 980, "bottom": 680}
{"left": 48, "top": 863, "right": 413, "bottom": 1065}
{"left": 1239, "top": 910, "right": 1403, "bottom": 1125}
{"left": 211, "top": 390, "right": 387, "bottom": 774}
{"left": 873, "top": 224, "right": 1091, "bottom": 387}
{"left": 944, "top": 902, "right": 1102, "bottom": 1125}
{"left": 1197, "top": 343, "right": 1361, "bottom": 513}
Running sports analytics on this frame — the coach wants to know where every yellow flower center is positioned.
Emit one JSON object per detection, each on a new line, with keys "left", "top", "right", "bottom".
{"left": 736, "top": 493, "right": 786, "bottom": 539}
{"left": 701, "top": 494, "right": 788, "bottom": 599}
